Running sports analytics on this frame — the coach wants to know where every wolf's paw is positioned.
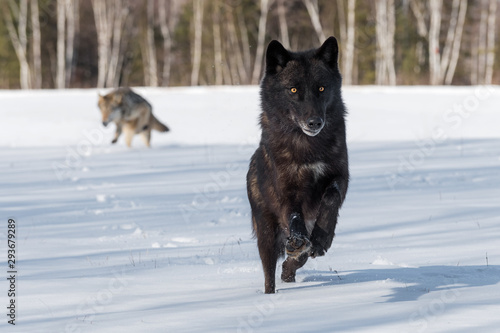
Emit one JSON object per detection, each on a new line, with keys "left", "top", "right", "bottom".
{"left": 286, "top": 234, "right": 311, "bottom": 259}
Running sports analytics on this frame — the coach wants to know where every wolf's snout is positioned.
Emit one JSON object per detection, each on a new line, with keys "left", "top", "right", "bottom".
{"left": 307, "top": 117, "right": 324, "bottom": 131}
{"left": 102, "top": 121, "right": 109, "bottom": 127}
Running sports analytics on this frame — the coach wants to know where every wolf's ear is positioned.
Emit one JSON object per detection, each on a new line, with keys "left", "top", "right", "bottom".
{"left": 316, "top": 36, "right": 339, "bottom": 70}
{"left": 265, "top": 40, "right": 291, "bottom": 75}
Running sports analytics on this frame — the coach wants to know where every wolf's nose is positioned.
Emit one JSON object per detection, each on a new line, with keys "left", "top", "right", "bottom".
{"left": 307, "top": 117, "right": 323, "bottom": 131}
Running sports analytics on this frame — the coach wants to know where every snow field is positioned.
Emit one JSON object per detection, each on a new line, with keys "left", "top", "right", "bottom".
{"left": 1, "top": 85, "right": 500, "bottom": 332}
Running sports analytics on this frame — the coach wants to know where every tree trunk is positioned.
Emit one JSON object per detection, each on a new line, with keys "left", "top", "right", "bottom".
{"left": 277, "top": 0, "right": 290, "bottom": 49}
{"left": 92, "top": 0, "right": 131, "bottom": 88}
{"left": 191, "top": 0, "right": 204, "bottom": 86}
{"left": 65, "top": 0, "right": 78, "bottom": 87}
{"left": 428, "top": 0, "right": 442, "bottom": 85}
{"left": 303, "top": 0, "right": 326, "bottom": 43}
{"left": 471, "top": 36, "right": 478, "bottom": 85}
{"left": 375, "top": 0, "right": 396, "bottom": 85}
{"left": 343, "top": 0, "right": 356, "bottom": 85}
{"left": 236, "top": 6, "right": 252, "bottom": 75}
{"left": 56, "top": 0, "right": 66, "bottom": 88}
{"left": 159, "top": 0, "right": 172, "bottom": 86}
{"left": 478, "top": 0, "right": 488, "bottom": 83}
{"left": 444, "top": 0, "right": 467, "bottom": 85}
{"left": 212, "top": 3, "right": 223, "bottom": 85}
{"left": 145, "top": 0, "right": 158, "bottom": 87}
{"left": 484, "top": 0, "right": 497, "bottom": 84}
{"left": 4, "top": 0, "right": 32, "bottom": 89}
{"left": 30, "top": 0, "right": 42, "bottom": 88}
{"left": 410, "top": 0, "right": 427, "bottom": 37}
{"left": 92, "top": 0, "right": 109, "bottom": 88}
{"left": 227, "top": 8, "right": 247, "bottom": 84}
{"left": 107, "top": 2, "right": 126, "bottom": 87}
{"left": 251, "top": 0, "right": 270, "bottom": 85}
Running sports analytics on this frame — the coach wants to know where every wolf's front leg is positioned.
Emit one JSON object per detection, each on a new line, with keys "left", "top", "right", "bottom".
{"left": 112, "top": 124, "right": 122, "bottom": 144}
{"left": 286, "top": 212, "right": 312, "bottom": 259}
{"left": 309, "top": 178, "right": 348, "bottom": 258}
{"left": 281, "top": 212, "right": 311, "bottom": 283}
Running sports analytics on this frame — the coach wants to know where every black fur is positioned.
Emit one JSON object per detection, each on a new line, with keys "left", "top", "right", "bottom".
{"left": 247, "top": 37, "right": 349, "bottom": 294}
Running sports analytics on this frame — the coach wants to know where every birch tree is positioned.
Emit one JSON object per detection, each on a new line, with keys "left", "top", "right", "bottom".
{"left": 211, "top": 2, "right": 223, "bottom": 85}
{"left": 226, "top": 7, "right": 248, "bottom": 84}
{"left": 56, "top": 0, "right": 66, "bottom": 88}
{"left": 236, "top": 6, "right": 252, "bottom": 77}
{"left": 30, "top": 0, "right": 42, "bottom": 88}
{"left": 56, "top": 0, "right": 79, "bottom": 88}
{"left": 92, "top": 0, "right": 132, "bottom": 88}
{"left": 337, "top": 0, "right": 356, "bottom": 85}
{"left": 375, "top": 0, "right": 396, "bottom": 85}
{"left": 190, "top": 0, "right": 204, "bottom": 85}
{"left": 3, "top": 0, "right": 32, "bottom": 89}
{"left": 303, "top": 0, "right": 326, "bottom": 43}
{"left": 411, "top": 0, "right": 467, "bottom": 85}
{"left": 277, "top": 0, "right": 290, "bottom": 49}
{"left": 144, "top": 0, "right": 158, "bottom": 87}
{"left": 158, "top": 0, "right": 173, "bottom": 86}
{"left": 251, "top": 0, "right": 270, "bottom": 85}
{"left": 484, "top": 0, "right": 497, "bottom": 85}
{"left": 473, "top": 0, "right": 497, "bottom": 84}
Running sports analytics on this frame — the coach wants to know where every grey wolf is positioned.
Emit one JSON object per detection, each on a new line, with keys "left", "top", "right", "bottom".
{"left": 98, "top": 87, "right": 169, "bottom": 147}
{"left": 246, "top": 37, "right": 349, "bottom": 293}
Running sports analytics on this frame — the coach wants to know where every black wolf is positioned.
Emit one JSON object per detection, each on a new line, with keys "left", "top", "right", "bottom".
{"left": 246, "top": 37, "right": 349, "bottom": 294}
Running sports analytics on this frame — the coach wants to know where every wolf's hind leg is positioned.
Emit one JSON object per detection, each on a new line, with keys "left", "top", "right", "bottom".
{"left": 255, "top": 214, "right": 283, "bottom": 294}
{"left": 141, "top": 130, "right": 151, "bottom": 147}
{"left": 123, "top": 127, "right": 134, "bottom": 147}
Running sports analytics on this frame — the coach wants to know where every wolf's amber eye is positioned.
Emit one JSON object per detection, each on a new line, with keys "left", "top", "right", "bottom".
{"left": 319, "top": 86, "right": 325, "bottom": 92}
{"left": 290, "top": 87, "right": 297, "bottom": 94}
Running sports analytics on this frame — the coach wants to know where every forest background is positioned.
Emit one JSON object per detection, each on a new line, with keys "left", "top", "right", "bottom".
{"left": 0, "top": 0, "right": 498, "bottom": 89}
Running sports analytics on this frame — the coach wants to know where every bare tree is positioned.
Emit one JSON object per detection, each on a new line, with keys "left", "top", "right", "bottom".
{"left": 484, "top": 0, "right": 497, "bottom": 85}
{"left": 236, "top": 6, "right": 251, "bottom": 76}
{"left": 56, "top": 0, "right": 78, "bottom": 88}
{"left": 443, "top": 0, "right": 467, "bottom": 85}
{"left": 211, "top": 2, "right": 223, "bottom": 85}
{"left": 30, "top": 0, "right": 42, "bottom": 88}
{"left": 3, "top": 0, "right": 32, "bottom": 89}
{"left": 471, "top": 0, "right": 497, "bottom": 85}
{"left": 92, "top": 0, "right": 132, "bottom": 88}
{"left": 375, "top": 0, "right": 396, "bottom": 85}
{"left": 56, "top": 0, "right": 66, "bottom": 88}
{"left": 277, "top": 0, "right": 290, "bottom": 49}
{"left": 475, "top": 0, "right": 498, "bottom": 84}
{"left": 337, "top": 0, "right": 356, "bottom": 85}
{"left": 144, "top": 0, "right": 158, "bottom": 87}
{"left": 190, "top": 0, "right": 204, "bottom": 85}
{"left": 65, "top": 0, "right": 79, "bottom": 86}
{"left": 303, "top": 0, "right": 326, "bottom": 43}
{"left": 411, "top": 0, "right": 467, "bottom": 85}
{"left": 251, "top": 0, "right": 270, "bottom": 84}
{"left": 226, "top": 7, "right": 248, "bottom": 84}
{"left": 158, "top": 0, "right": 173, "bottom": 86}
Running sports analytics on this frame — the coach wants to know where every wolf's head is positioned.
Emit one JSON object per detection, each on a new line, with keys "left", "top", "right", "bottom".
{"left": 260, "top": 37, "right": 342, "bottom": 137}
{"left": 98, "top": 92, "right": 123, "bottom": 127}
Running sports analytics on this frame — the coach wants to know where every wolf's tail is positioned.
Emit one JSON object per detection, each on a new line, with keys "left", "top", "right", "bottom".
{"left": 151, "top": 115, "right": 170, "bottom": 132}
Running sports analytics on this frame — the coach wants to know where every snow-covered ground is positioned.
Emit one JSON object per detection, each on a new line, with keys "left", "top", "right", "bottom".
{"left": 1, "top": 86, "right": 499, "bottom": 332}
